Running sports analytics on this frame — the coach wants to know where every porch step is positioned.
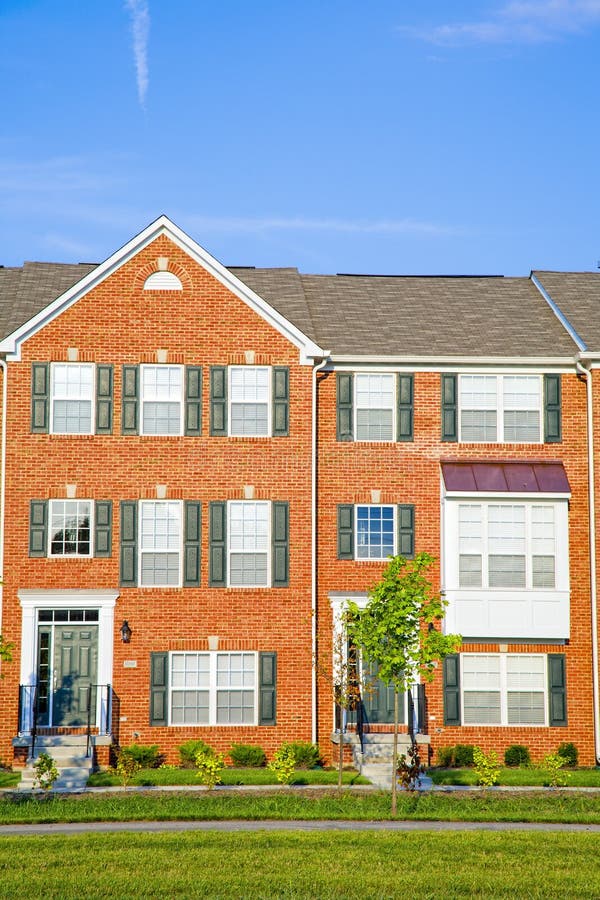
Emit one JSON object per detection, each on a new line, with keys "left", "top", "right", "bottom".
{"left": 17, "top": 736, "right": 93, "bottom": 792}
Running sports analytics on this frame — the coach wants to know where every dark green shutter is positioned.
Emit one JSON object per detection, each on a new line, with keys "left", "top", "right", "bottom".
{"left": 183, "top": 501, "right": 201, "bottom": 586}
{"left": 397, "top": 504, "right": 415, "bottom": 559}
{"left": 544, "top": 374, "right": 562, "bottom": 443}
{"left": 29, "top": 500, "right": 48, "bottom": 557}
{"left": 272, "top": 367, "right": 289, "bottom": 436}
{"left": 94, "top": 501, "right": 112, "bottom": 558}
{"left": 548, "top": 653, "right": 567, "bottom": 726}
{"left": 121, "top": 365, "right": 139, "bottom": 435}
{"left": 185, "top": 366, "right": 202, "bottom": 436}
{"left": 259, "top": 651, "right": 277, "bottom": 725}
{"left": 120, "top": 501, "right": 137, "bottom": 586}
{"left": 210, "top": 366, "right": 227, "bottom": 436}
{"left": 397, "top": 374, "right": 414, "bottom": 441}
{"left": 443, "top": 654, "right": 461, "bottom": 725}
{"left": 337, "top": 505, "right": 354, "bottom": 559}
{"left": 209, "top": 501, "right": 227, "bottom": 586}
{"left": 150, "top": 652, "right": 168, "bottom": 726}
{"left": 272, "top": 501, "right": 289, "bottom": 587}
{"left": 336, "top": 373, "right": 353, "bottom": 441}
{"left": 31, "top": 363, "right": 49, "bottom": 433}
{"left": 441, "top": 374, "right": 458, "bottom": 441}
{"left": 96, "top": 365, "right": 114, "bottom": 434}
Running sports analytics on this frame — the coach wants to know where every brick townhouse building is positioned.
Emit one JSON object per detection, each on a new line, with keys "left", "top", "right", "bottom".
{"left": 0, "top": 216, "right": 599, "bottom": 769}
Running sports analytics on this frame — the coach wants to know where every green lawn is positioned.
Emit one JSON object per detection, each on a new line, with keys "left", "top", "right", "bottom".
{"left": 430, "top": 766, "right": 600, "bottom": 787}
{"left": 87, "top": 766, "right": 369, "bottom": 787}
{"left": 3, "top": 789, "right": 600, "bottom": 825}
{"left": 0, "top": 771, "right": 21, "bottom": 788}
{"left": 0, "top": 831, "right": 598, "bottom": 898}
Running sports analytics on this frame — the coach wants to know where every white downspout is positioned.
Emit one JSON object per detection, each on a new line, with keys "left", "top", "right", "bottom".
{"left": 311, "top": 353, "right": 330, "bottom": 745}
{"left": 577, "top": 359, "right": 600, "bottom": 763}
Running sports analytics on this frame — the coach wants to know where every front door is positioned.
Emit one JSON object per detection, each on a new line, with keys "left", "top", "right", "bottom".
{"left": 36, "top": 615, "right": 99, "bottom": 727}
{"left": 361, "top": 659, "right": 400, "bottom": 725}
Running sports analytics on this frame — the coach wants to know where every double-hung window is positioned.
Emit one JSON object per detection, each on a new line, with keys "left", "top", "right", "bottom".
{"left": 229, "top": 367, "right": 270, "bottom": 436}
{"left": 228, "top": 501, "right": 270, "bottom": 586}
{"left": 356, "top": 505, "right": 395, "bottom": 559}
{"left": 50, "top": 364, "right": 94, "bottom": 434}
{"left": 355, "top": 374, "right": 395, "bottom": 441}
{"left": 140, "top": 365, "right": 183, "bottom": 435}
{"left": 49, "top": 500, "right": 92, "bottom": 556}
{"left": 459, "top": 375, "right": 542, "bottom": 443}
{"left": 457, "top": 502, "right": 556, "bottom": 590}
{"left": 170, "top": 651, "right": 257, "bottom": 725}
{"left": 462, "top": 653, "right": 547, "bottom": 726}
{"left": 139, "top": 501, "right": 181, "bottom": 586}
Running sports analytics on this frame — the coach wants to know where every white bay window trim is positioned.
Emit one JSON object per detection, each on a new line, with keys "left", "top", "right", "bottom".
{"left": 169, "top": 651, "right": 258, "bottom": 726}
{"left": 139, "top": 500, "right": 182, "bottom": 588}
{"left": 140, "top": 364, "right": 184, "bottom": 436}
{"left": 458, "top": 374, "right": 542, "bottom": 443}
{"left": 228, "top": 366, "right": 271, "bottom": 437}
{"left": 461, "top": 653, "right": 548, "bottom": 727}
{"left": 50, "top": 363, "right": 95, "bottom": 435}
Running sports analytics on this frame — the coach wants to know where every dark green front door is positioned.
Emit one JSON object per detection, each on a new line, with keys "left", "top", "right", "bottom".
{"left": 361, "top": 659, "right": 404, "bottom": 725}
{"left": 37, "top": 624, "right": 98, "bottom": 726}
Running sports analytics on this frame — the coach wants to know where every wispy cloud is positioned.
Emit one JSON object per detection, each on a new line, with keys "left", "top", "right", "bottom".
{"left": 400, "top": 1, "right": 600, "bottom": 46}
{"left": 0, "top": 156, "right": 128, "bottom": 193}
{"left": 185, "top": 215, "right": 465, "bottom": 238}
{"left": 124, "top": 0, "right": 150, "bottom": 108}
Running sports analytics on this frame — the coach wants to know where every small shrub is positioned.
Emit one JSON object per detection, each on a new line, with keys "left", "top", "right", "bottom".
{"left": 397, "top": 744, "right": 423, "bottom": 791}
{"left": 504, "top": 744, "right": 531, "bottom": 768}
{"left": 178, "top": 739, "right": 212, "bottom": 769}
{"left": 279, "top": 741, "right": 321, "bottom": 769}
{"left": 119, "top": 743, "right": 162, "bottom": 768}
{"left": 543, "top": 752, "right": 570, "bottom": 788}
{"left": 557, "top": 742, "right": 578, "bottom": 768}
{"left": 33, "top": 752, "right": 59, "bottom": 791}
{"left": 114, "top": 751, "right": 142, "bottom": 786}
{"left": 473, "top": 747, "right": 500, "bottom": 787}
{"left": 195, "top": 748, "right": 225, "bottom": 789}
{"left": 454, "top": 744, "right": 475, "bottom": 768}
{"left": 229, "top": 744, "right": 266, "bottom": 768}
{"left": 268, "top": 746, "right": 297, "bottom": 784}
{"left": 436, "top": 746, "right": 454, "bottom": 768}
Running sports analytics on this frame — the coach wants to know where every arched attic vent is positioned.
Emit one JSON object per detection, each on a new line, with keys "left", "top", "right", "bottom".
{"left": 143, "top": 271, "right": 183, "bottom": 291}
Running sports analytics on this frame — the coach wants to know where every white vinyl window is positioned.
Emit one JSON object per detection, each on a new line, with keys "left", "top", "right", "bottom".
{"left": 139, "top": 500, "right": 181, "bottom": 587}
{"left": 140, "top": 365, "right": 183, "bottom": 435}
{"left": 170, "top": 651, "right": 257, "bottom": 725}
{"left": 50, "top": 363, "right": 94, "bottom": 434}
{"left": 228, "top": 501, "right": 270, "bottom": 587}
{"left": 355, "top": 374, "right": 395, "bottom": 441}
{"left": 458, "top": 502, "right": 556, "bottom": 590}
{"left": 49, "top": 500, "right": 92, "bottom": 557}
{"left": 459, "top": 375, "right": 542, "bottom": 443}
{"left": 356, "top": 505, "right": 395, "bottom": 559}
{"left": 462, "top": 653, "right": 547, "bottom": 726}
{"left": 229, "top": 367, "right": 270, "bottom": 436}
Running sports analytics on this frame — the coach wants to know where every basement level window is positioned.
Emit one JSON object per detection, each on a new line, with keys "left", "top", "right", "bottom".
{"left": 143, "top": 272, "right": 183, "bottom": 291}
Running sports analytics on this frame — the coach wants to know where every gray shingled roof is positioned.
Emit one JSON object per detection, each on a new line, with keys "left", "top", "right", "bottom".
{"left": 534, "top": 271, "right": 600, "bottom": 351}
{"left": 0, "top": 260, "right": 580, "bottom": 359}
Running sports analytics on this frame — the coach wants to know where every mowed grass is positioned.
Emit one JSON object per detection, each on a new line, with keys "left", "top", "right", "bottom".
{"left": 3, "top": 789, "right": 600, "bottom": 824}
{"left": 0, "top": 831, "right": 599, "bottom": 898}
{"left": 430, "top": 767, "right": 600, "bottom": 787}
{"left": 87, "top": 766, "right": 369, "bottom": 787}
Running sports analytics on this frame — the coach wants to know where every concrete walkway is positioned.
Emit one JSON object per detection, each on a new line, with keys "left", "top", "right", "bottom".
{"left": 2, "top": 818, "right": 600, "bottom": 836}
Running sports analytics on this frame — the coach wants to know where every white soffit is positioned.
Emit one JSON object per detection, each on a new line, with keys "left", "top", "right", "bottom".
{"left": 0, "top": 216, "right": 325, "bottom": 364}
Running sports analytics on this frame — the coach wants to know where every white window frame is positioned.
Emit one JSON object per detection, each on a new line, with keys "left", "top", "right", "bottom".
{"left": 227, "top": 500, "right": 271, "bottom": 588}
{"left": 48, "top": 499, "right": 94, "bottom": 558}
{"left": 354, "top": 372, "right": 396, "bottom": 443}
{"left": 461, "top": 652, "right": 548, "bottom": 727}
{"left": 458, "top": 374, "right": 543, "bottom": 444}
{"left": 49, "top": 363, "right": 95, "bottom": 435}
{"left": 139, "top": 364, "right": 184, "bottom": 436}
{"left": 168, "top": 651, "right": 258, "bottom": 726}
{"left": 355, "top": 504, "right": 396, "bottom": 560}
{"left": 138, "top": 500, "right": 182, "bottom": 588}
{"left": 228, "top": 366, "right": 272, "bottom": 437}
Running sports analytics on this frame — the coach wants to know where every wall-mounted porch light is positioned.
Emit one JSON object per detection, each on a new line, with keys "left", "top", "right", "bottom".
{"left": 120, "top": 620, "right": 132, "bottom": 644}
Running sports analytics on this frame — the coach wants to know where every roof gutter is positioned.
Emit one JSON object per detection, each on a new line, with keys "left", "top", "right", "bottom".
{"left": 311, "top": 352, "right": 330, "bottom": 745}
{"left": 576, "top": 356, "right": 600, "bottom": 764}
{"left": 328, "top": 355, "right": 576, "bottom": 368}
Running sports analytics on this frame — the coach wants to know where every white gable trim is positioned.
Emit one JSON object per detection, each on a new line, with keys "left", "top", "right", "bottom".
{"left": 0, "top": 216, "right": 325, "bottom": 364}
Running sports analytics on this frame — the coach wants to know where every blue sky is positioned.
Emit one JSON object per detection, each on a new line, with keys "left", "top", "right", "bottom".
{"left": 1, "top": 0, "right": 599, "bottom": 275}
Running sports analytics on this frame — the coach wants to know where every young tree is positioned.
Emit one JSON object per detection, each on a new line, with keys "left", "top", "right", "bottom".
{"left": 345, "top": 553, "right": 460, "bottom": 815}
{"left": 0, "top": 635, "right": 13, "bottom": 667}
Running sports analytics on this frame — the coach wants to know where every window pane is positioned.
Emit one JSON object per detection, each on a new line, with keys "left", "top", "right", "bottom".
{"left": 488, "top": 505, "right": 525, "bottom": 553}
{"left": 506, "top": 655, "right": 545, "bottom": 690}
{"left": 229, "top": 502, "right": 269, "bottom": 552}
{"left": 171, "top": 653, "right": 209, "bottom": 688}
{"left": 49, "top": 500, "right": 91, "bottom": 556}
{"left": 216, "top": 690, "right": 255, "bottom": 724}
{"left": 230, "top": 368, "right": 269, "bottom": 436}
{"left": 458, "top": 505, "right": 482, "bottom": 553}
{"left": 230, "top": 403, "right": 269, "bottom": 436}
{"left": 356, "top": 506, "right": 394, "bottom": 559}
{"left": 460, "top": 409, "right": 497, "bottom": 442}
{"left": 463, "top": 692, "right": 501, "bottom": 724}
{"left": 53, "top": 400, "right": 92, "bottom": 434}
{"left": 507, "top": 692, "right": 545, "bottom": 725}
{"left": 141, "top": 502, "right": 181, "bottom": 551}
{"left": 503, "top": 376, "right": 540, "bottom": 409}
{"left": 459, "top": 554, "right": 482, "bottom": 587}
{"left": 142, "top": 402, "right": 181, "bottom": 434}
{"left": 141, "top": 552, "right": 179, "bottom": 585}
{"left": 488, "top": 555, "right": 526, "bottom": 588}
{"left": 171, "top": 690, "right": 209, "bottom": 724}
{"left": 462, "top": 655, "right": 501, "bottom": 690}
{"left": 503, "top": 410, "right": 540, "bottom": 442}
{"left": 356, "top": 409, "right": 394, "bottom": 441}
{"left": 532, "top": 555, "right": 555, "bottom": 588}
{"left": 229, "top": 553, "right": 268, "bottom": 586}
{"left": 532, "top": 506, "right": 555, "bottom": 554}
{"left": 460, "top": 375, "right": 497, "bottom": 409}
{"left": 355, "top": 375, "right": 394, "bottom": 441}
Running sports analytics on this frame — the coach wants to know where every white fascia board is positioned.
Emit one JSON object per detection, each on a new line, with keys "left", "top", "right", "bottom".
{"left": 0, "top": 216, "right": 326, "bottom": 364}
{"left": 328, "top": 356, "right": 577, "bottom": 372}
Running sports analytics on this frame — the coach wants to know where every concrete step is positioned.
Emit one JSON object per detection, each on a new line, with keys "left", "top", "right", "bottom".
{"left": 17, "top": 737, "right": 93, "bottom": 791}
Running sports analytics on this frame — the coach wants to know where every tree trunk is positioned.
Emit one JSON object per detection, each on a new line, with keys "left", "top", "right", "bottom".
{"left": 338, "top": 705, "right": 344, "bottom": 789}
{"left": 391, "top": 688, "right": 399, "bottom": 816}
